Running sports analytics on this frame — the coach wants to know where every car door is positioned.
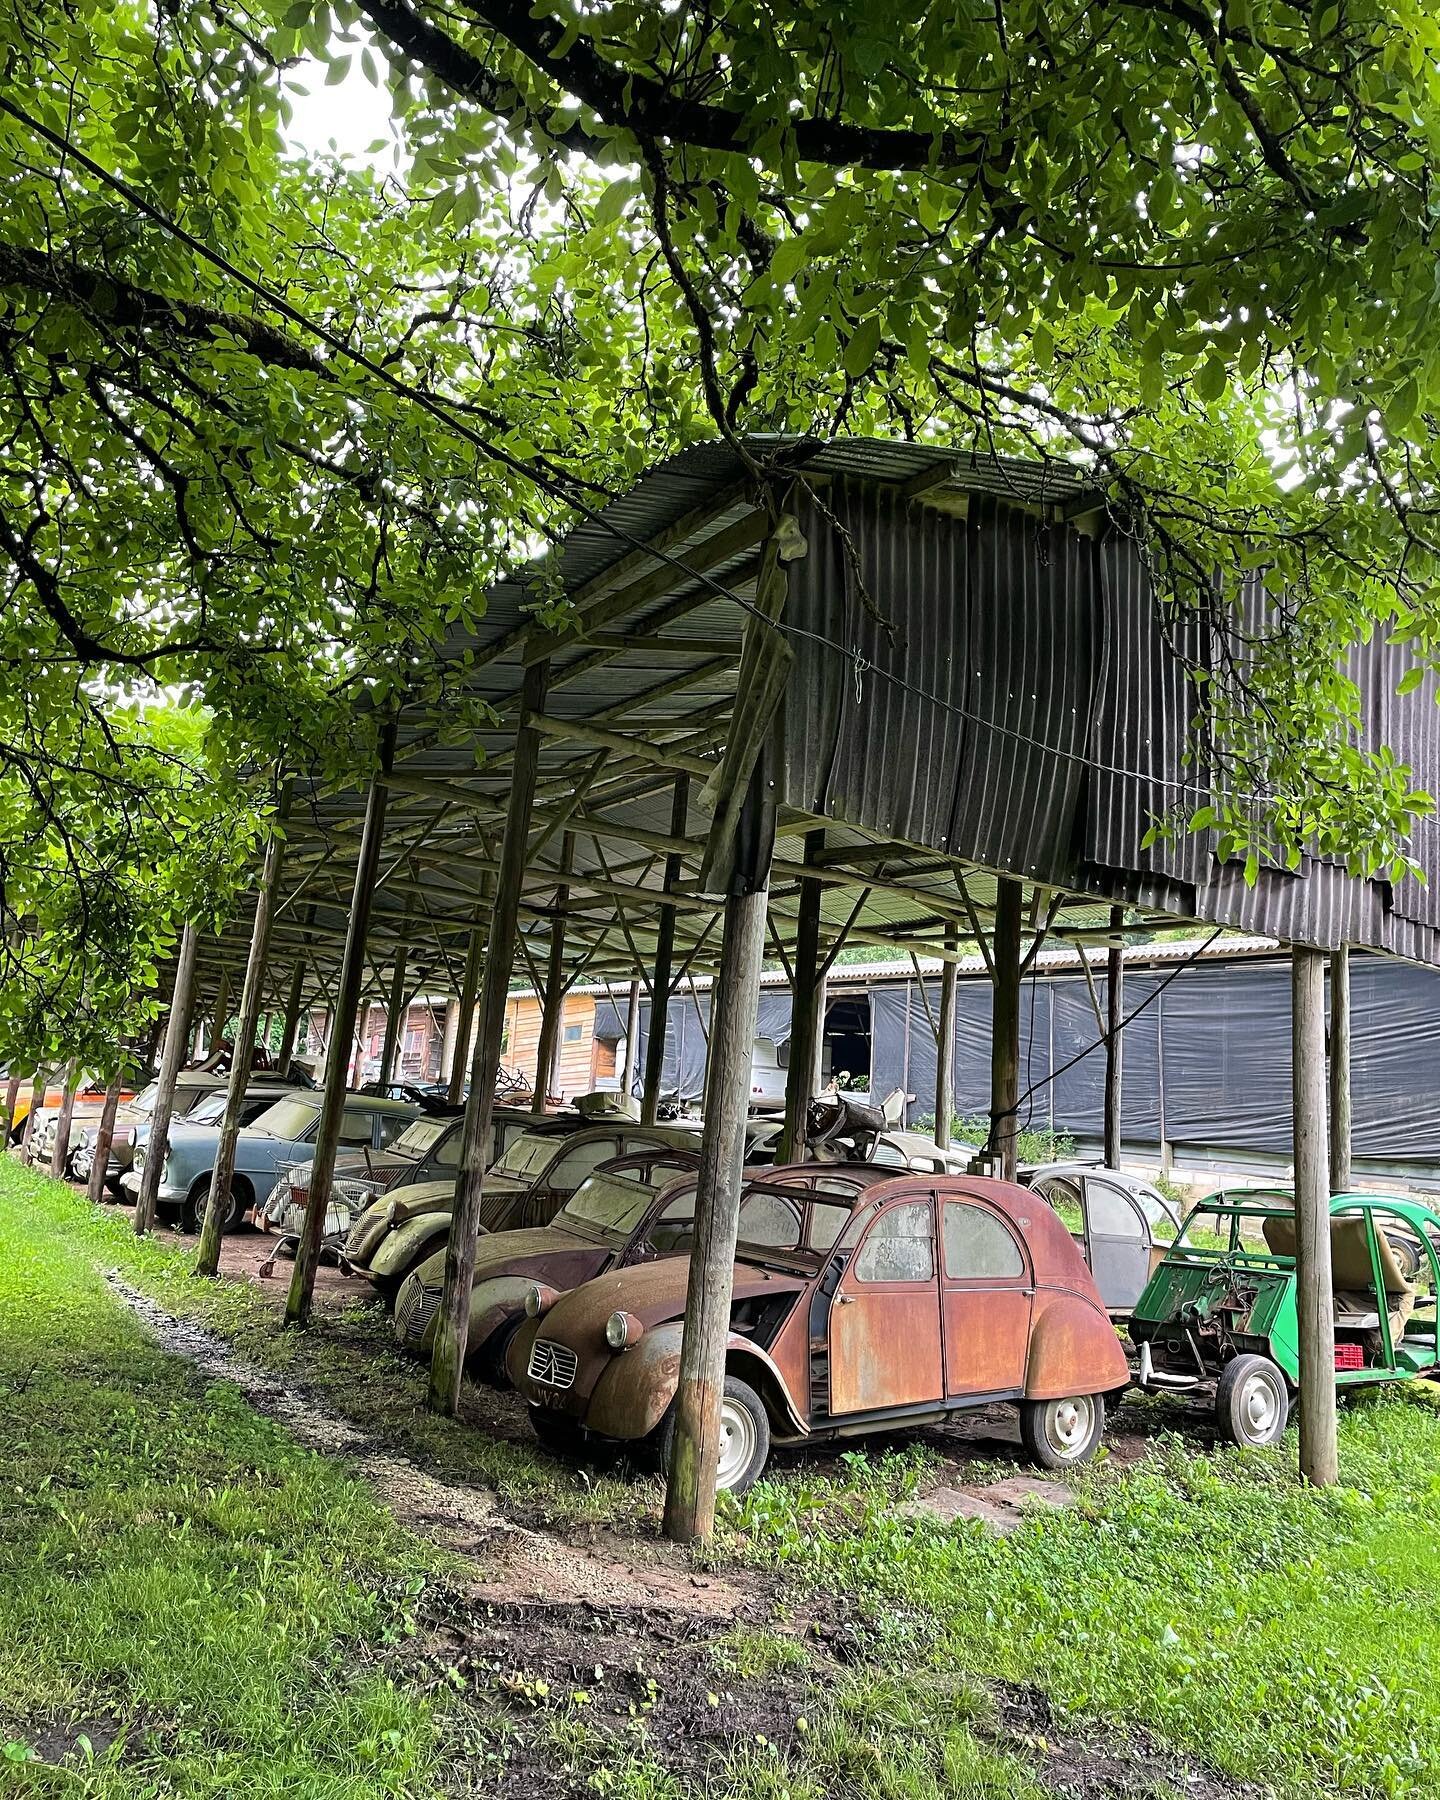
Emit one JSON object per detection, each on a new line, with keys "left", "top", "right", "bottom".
{"left": 940, "top": 1196, "right": 1032, "bottom": 1396}
{"left": 828, "top": 1194, "right": 944, "bottom": 1415}
{"left": 1080, "top": 1176, "right": 1153, "bottom": 1312}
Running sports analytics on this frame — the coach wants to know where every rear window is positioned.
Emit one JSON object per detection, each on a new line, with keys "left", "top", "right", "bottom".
{"left": 493, "top": 1133, "right": 561, "bottom": 1179}
{"left": 558, "top": 1172, "right": 661, "bottom": 1237}
{"left": 736, "top": 1188, "right": 804, "bottom": 1251}
{"left": 250, "top": 1098, "right": 323, "bottom": 1140}
{"left": 392, "top": 1118, "right": 449, "bottom": 1158}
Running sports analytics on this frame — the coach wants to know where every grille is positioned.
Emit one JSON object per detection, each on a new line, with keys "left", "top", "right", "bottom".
{"left": 527, "top": 1339, "right": 578, "bottom": 1390}
{"left": 395, "top": 1277, "right": 443, "bottom": 1348}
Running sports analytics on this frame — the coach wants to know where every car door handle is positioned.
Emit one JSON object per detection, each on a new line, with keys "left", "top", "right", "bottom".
{"left": 836, "top": 1293, "right": 855, "bottom": 1305}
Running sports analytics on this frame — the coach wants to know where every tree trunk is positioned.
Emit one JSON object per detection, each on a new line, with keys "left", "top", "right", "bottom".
{"left": 48, "top": 1064, "right": 79, "bottom": 1179}
{"left": 780, "top": 829, "right": 825, "bottom": 1163}
{"left": 1293, "top": 946, "right": 1338, "bottom": 1486}
{"left": 429, "top": 664, "right": 548, "bottom": 1414}
{"left": 641, "top": 775, "right": 689, "bottom": 1125}
{"left": 662, "top": 876, "right": 771, "bottom": 1542}
{"left": 135, "top": 923, "right": 201, "bottom": 1235}
{"left": 1328, "top": 948, "right": 1352, "bottom": 1194}
{"left": 197, "top": 787, "right": 290, "bottom": 1277}
{"left": 87, "top": 1067, "right": 125, "bottom": 1206}
{"left": 285, "top": 723, "right": 396, "bottom": 1324}
{"left": 1104, "top": 906, "right": 1124, "bottom": 1167}
{"left": 934, "top": 926, "right": 958, "bottom": 1149}
{"left": 3, "top": 1071, "right": 21, "bottom": 1143}
{"left": 988, "top": 878, "right": 1023, "bottom": 1182}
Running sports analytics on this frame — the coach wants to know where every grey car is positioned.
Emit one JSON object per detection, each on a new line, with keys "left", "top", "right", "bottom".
{"left": 121, "top": 1092, "right": 423, "bottom": 1233}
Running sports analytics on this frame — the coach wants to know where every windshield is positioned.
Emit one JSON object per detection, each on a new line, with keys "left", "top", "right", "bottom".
{"left": 249, "top": 1097, "right": 323, "bottom": 1140}
{"left": 186, "top": 1091, "right": 229, "bottom": 1126}
{"left": 1175, "top": 1193, "right": 1294, "bottom": 1254}
{"left": 391, "top": 1118, "right": 449, "bottom": 1159}
{"left": 557, "top": 1171, "right": 662, "bottom": 1238}
{"left": 130, "top": 1081, "right": 160, "bottom": 1115}
{"left": 492, "top": 1133, "right": 559, "bottom": 1180}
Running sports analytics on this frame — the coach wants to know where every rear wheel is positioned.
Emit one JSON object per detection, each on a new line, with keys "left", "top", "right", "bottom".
{"left": 1019, "top": 1393, "right": 1106, "bottom": 1470}
{"left": 474, "top": 1317, "right": 522, "bottom": 1388}
{"left": 1216, "top": 1353, "right": 1289, "bottom": 1448}
{"left": 528, "top": 1405, "right": 585, "bottom": 1458}
{"left": 183, "top": 1177, "right": 248, "bottom": 1236}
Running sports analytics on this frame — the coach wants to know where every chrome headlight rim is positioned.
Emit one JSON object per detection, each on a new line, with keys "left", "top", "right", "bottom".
{"left": 605, "top": 1310, "right": 642, "bottom": 1350}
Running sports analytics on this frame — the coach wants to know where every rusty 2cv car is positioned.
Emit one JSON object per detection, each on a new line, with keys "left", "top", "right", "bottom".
{"left": 509, "top": 1168, "right": 1129, "bottom": 1494}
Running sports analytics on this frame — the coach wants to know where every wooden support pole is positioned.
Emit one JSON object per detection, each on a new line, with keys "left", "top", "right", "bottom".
{"left": 87, "top": 1065, "right": 125, "bottom": 1206}
{"left": 380, "top": 946, "right": 409, "bottom": 1084}
{"left": 277, "top": 955, "right": 307, "bottom": 1074}
{"left": 429, "top": 664, "right": 549, "bottom": 1414}
{"left": 3, "top": 1071, "right": 21, "bottom": 1142}
{"left": 1104, "top": 906, "right": 1125, "bottom": 1168}
{"left": 135, "top": 922, "right": 201, "bottom": 1235}
{"left": 286, "top": 722, "right": 396, "bottom": 1324}
{"left": 780, "top": 829, "right": 825, "bottom": 1162}
{"left": 935, "top": 925, "right": 959, "bottom": 1149}
{"left": 210, "top": 968, "right": 231, "bottom": 1056}
{"left": 662, "top": 868, "right": 772, "bottom": 1543}
{"left": 1293, "top": 946, "right": 1338, "bottom": 1486}
{"left": 1329, "top": 948, "right": 1352, "bottom": 1194}
{"left": 48, "top": 1064, "right": 79, "bottom": 1179}
{"left": 622, "top": 978, "right": 642, "bottom": 1104}
{"left": 197, "top": 786, "right": 291, "bottom": 1277}
{"left": 19, "top": 1070, "right": 47, "bottom": 1161}
{"left": 988, "top": 878, "right": 1023, "bottom": 1182}
{"left": 448, "top": 920, "right": 485, "bottom": 1105}
{"left": 642, "top": 776, "right": 689, "bottom": 1125}
{"left": 533, "top": 833, "right": 573, "bottom": 1113}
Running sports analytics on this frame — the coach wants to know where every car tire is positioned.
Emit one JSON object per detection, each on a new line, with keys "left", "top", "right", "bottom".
{"left": 660, "top": 1375, "right": 772, "bottom": 1496}
{"left": 475, "top": 1317, "right": 522, "bottom": 1389}
{"left": 183, "top": 1178, "right": 247, "bottom": 1236}
{"left": 1019, "top": 1393, "right": 1106, "bottom": 1470}
{"left": 1215, "top": 1353, "right": 1289, "bottom": 1449}
{"left": 527, "top": 1404, "right": 585, "bottom": 1459}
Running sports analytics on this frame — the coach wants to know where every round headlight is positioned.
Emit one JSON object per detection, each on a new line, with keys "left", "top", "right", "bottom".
{"left": 524, "top": 1284, "right": 545, "bottom": 1318}
{"left": 605, "top": 1310, "right": 644, "bottom": 1350}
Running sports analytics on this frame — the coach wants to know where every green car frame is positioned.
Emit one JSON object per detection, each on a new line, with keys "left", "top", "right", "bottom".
{"left": 1130, "top": 1187, "right": 1440, "bottom": 1448}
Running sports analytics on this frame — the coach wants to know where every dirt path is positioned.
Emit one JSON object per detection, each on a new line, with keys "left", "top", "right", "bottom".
{"left": 107, "top": 1273, "right": 749, "bottom": 1619}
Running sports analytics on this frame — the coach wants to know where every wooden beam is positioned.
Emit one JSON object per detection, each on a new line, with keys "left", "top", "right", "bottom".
{"left": 1104, "top": 906, "right": 1124, "bottom": 1168}
{"left": 1329, "top": 949, "right": 1351, "bottom": 1194}
{"left": 781, "top": 830, "right": 825, "bottom": 1162}
{"left": 935, "top": 925, "right": 959, "bottom": 1148}
{"left": 134, "top": 921, "right": 200, "bottom": 1236}
{"left": 527, "top": 712, "right": 718, "bottom": 779}
{"left": 48, "top": 1065, "right": 79, "bottom": 1180}
{"left": 198, "top": 781, "right": 291, "bottom": 1276}
{"left": 429, "top": 662, "right": 550, "bottom": 1414}
{"left": 533, "top": 834, "right": 573, "bottom": 1112}
{"left": 380, "top": 934, "right": 410, "bottom": 1084}
{"left": 86, "top": 1066, "right": 125, "bottom": 1207}
{"left": 277, "top": 948, "right": 308, "bottom": 1074}
{"left": 987, "top": 878, "right": 1023, "bottom": 1182}
{"left": 286, "top": 719, "right": 397, "bottom": 1325}
{"left": 1293, "top": 946, "right": 1338, "bottom": 1486}
{"left": 448, "top": 915, "right": 486, "bottom": 1104}
{"left": 643, "top": 776, "right": 690, "bottom": 1126}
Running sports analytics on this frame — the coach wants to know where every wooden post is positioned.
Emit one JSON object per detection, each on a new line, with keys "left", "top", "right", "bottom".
{"left": 935, "top": 925, "right": 959, "bottom": 1149}
{"left": 988, "top": 878, "right": 1023, "bottom": 1182}
{"left": 19, "top": 1070, "right": 47, "bottom": 1161}
{"left": 622, "top": 978, "right": 642, "bottom": 1103}
{"left": 642, "top": 775, "right": 689, "bottom": 1125}
{"left": 48, "top": 1064, "right": 79, "bottom": 1179}
{"left": 380, "top": 948, "right": 409, "bottom": 1085}
{"left": 210, "top": 968, "right": 231, "bottom": 1057}
{"left": 780, "top": 829, "right": 825, "bottom": 1162}
{"left": 134, "top": 922, "right": 201, "bottom": 1235}
{"left": 87, "top": 1065, "right": 125, "bottom": 1206}
{"left": 1104, "top": 905, "right": 1125, "bottom": 1167}
{"left": 662, "top": 844, "right": 772, "bottom": 1541}
{"left": 286, "top": 722, "right": 396, "bottom": 1324}
{"left": 3, "top": 1071, "right": 21, "bottom": 1142}
{"left": 533, "top": 833, "right": 573, "bottom": 1114}
{"left": 197, "top": 786, "right": 290, "bottom": 1277}
{"left": 1329, "top": 948, "right": 1352, "bottom": 1194}
{"left": 1293, "top": 946, "right": 1338, "bottom": 1486}
{"left": 447, "top": 922, "right": 485, "bottom": 1104}
{"left": 429, "top": 664, "right": 549, "bottom": 1414}
{"left": 277, "top": 957, "right": 306, "bottom": 1074}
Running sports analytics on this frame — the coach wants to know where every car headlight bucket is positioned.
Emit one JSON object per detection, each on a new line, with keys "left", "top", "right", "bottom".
{"left": 524, "top": 1284, "right": 545, "bottom": 1318}
{"left": 606, "top": 1310, "right": 642, "bottom": 1350}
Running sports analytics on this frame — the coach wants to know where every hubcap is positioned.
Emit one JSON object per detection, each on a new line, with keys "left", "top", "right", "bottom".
{"left": 1045, "top": 1395, "right": 1095, "bottom": 1458}
{"left": 1240, "top": 1372, "right": 1279, "bottom": 1438}
{"left": 715, "top": 1397, "right": 758, "bottom": 1490}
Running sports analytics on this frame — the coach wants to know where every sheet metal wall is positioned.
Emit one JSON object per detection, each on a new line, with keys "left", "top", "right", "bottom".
{"left": 781, "top": 480, "right": 1440, "bottom": 963}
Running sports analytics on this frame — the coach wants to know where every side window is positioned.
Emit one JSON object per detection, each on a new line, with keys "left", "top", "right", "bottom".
{"left": 339, "top": 1107, "right": 373, "bottom": 1146}
{"left": 552, "top": 1140, "right": 618, "bottom": 1188}
{"left": 1087, "top": 1179, "right": 1144, "bottom": 1240}
{"left": 808, "top": 1202, "right": 851, "bottom": 1252}
{"left": 434, "top": 1129, "right": 464, "bottom": 1168}
{"left": 854, "top": 1201, "right": 935, "bottom": 1283}
{"left": 645, "top": 1188, "right": 697, "bottom": 1254}
{"left": 943, "top": 1203, "right": 1024, "bottom": 1281}
{"left": 374, "top": 1112, "right": 411, "bottom": 1150}
{"left": 736, "top": 1189, "right": 804, "bottom": 1249}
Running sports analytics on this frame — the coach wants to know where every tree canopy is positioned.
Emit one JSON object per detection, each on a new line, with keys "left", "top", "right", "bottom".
{"left": 4, "top": 0, "right": 1440, "bottom": 1064}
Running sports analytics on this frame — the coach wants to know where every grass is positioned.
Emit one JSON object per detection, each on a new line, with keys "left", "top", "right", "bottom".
{"left": 10, "top": 1157, "right": 1440, "bottom": 1799}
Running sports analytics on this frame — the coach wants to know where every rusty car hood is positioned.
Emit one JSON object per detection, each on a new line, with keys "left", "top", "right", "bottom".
{"left": 540, "top": 1255, "right": 806, "bottom": 1342}
{"left": 471, "top": 1224, "right": 587, "bottom": 1279}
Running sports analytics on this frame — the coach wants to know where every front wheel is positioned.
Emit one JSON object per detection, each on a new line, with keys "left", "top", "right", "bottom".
{"left": 1019, "top": 1393, "right": 1106, "bottom": 1470}
{"left": 660, "top": 1376, "right": 772, "bottom": 1496}
{"left": 1216, "top": 1353, "right": 1289, "bottom": 1448}
{"left": 527, "top": 1404, "right": 585, "bottom": 1458}
{"left": 184, "top": 1178, "right": 246, "bottom": 1236}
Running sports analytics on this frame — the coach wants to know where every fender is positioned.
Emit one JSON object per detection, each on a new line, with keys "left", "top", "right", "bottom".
{"left": 371, "top": 1211, "right": 453, "bottom": 1280}
{"left": 724, "top": 1338, "right": 809, "bottom": 1437}
{"left": 586, "top": 1326, "right": 811, "bottom": 1443}
{"left": 1025, "top": 1288, "right": 1129, "bottom": 1399}
{"left": 468, "top": 1276, "right": 551, "bottom": 1362}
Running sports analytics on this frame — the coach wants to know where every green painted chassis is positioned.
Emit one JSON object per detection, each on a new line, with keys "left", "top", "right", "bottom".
{"left": 1130, "top": 1187, "right": 1440, "bottom": 1391}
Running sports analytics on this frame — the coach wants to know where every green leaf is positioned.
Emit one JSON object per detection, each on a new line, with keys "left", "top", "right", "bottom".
{"left": 843, "top": 314, "right": 882, "bottom": 379}
{"left": 324, "top": 54, "right": 350, "bottom": 86}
